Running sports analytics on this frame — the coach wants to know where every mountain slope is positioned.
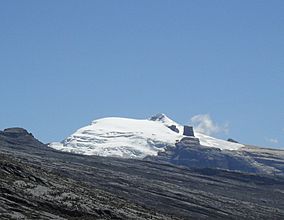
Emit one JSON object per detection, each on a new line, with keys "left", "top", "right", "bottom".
{"left": 1, "top": 127, "right": 284, "bottom": 219}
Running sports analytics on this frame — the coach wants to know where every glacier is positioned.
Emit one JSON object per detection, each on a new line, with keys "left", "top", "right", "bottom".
{"left": 49, "top": 114, "right": 244, "bottom": 158}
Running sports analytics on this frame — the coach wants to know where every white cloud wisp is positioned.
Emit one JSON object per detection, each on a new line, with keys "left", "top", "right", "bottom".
{"left": 265, "top": 138, "right": 279, "bottom": 144}
{"left": 191, "top": 114, "right": 229, "bottom": 136}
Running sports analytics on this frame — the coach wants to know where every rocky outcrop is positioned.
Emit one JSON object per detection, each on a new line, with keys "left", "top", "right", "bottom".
{"left": 167, "top": 125, "right": 179, "bottom": 133}
{"left": 183, "top": 125, "right": 194, "bottom": 136}
{"left": 2, "top": 127, "right": 31, "bottom": 137}
{"left": 179, "top": 136, "right": 200, "bottom": 146}
{"left": 227, "top": 138, "right": 239, "bottom": 143}
{"left": 150, "top": 138, "right": 284, "bottom": 176}
{"left": 0, "top": 127, "right": 48, "bottom": 152}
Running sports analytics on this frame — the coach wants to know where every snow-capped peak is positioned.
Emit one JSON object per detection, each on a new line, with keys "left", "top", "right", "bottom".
{"left": 149, "top": 113, "right": 175, "bottom": 124}
{"left": 49, "top": 115, "right": 244, "bottom": 158}
{"left": 149, "top": 113, "right": 184, "bottom": 134}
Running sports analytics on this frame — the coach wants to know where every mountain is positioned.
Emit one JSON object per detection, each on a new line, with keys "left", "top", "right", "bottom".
{"left": 49, "top": 114, "right": 284, "bottom": 176}
{"left": 49, "top": 114, "right": 243, "bottom": 158}
{"left": 1, "top": 127, "right": 284, "bottom": 219}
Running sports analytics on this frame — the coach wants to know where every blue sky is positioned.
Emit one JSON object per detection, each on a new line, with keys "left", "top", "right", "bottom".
{"left": 0, "top": 1, "right": 283, "bottom": 148}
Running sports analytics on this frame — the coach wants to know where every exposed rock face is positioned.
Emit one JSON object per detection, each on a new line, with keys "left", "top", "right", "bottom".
{"left": 0, "top": 127, "right": 47, "bottom": 151}
{"left": 150, "top": 138, "right": 284, "bottom": 176}
{"left": 149, "top": 113, "right": 168, "bottom": 122}
{"left": 0, "top": 153, "right": 169, "bottom": 220}
{"left": 167, "top": 125, "right": 179, "bottom": 133}
{"left": 227, "top": 138, "right": 239, "bottom": 143}
{"left": 2, "top": 127, "right": 31, "bottom": 137}
{"left": 183, "top": 125, "right": 194, "bottom": 136}
{"left": 152, "top": 140, "right": 260, "bottom": 173}
{"left": 179, "top": 136, "right": 200, "bottom": 146}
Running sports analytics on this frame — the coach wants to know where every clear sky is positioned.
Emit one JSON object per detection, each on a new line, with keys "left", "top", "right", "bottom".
{"left": 0, "top": 1, "right": 283, "bottom": 148}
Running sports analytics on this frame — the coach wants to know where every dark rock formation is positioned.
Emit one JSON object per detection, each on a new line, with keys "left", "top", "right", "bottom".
{"left": 167, "top": 125, "right": 179, "bottom": 133}
{"left": 150, "top": 138, "right": 284, "bottom": 176}
{"left": 4, "top": 127, "right": 29, "bottom": 133}
{"left": 183, "top": 125, "right": 194, "bottom": 136}
{"left": 227, "top": 138, "right": 239, "bottom": 143}
{"left": 149, "top": 113, "right": 167, "bottom": 121}
{"left": 2, "top": 127, "right": 32, "bottom": 137}
{"left": 151, "top": 140, "right": 262, "bottom": 174}
{"left": 179, "top": 136, "right": 200, "bottom": 146}
{"left": 0, "top": 127, "right": 47, "bottom": 151}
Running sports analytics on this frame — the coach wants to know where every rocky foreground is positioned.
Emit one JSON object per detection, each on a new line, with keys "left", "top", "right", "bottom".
{"left": 0, "top": 128, "right": 284, "bottom": 219}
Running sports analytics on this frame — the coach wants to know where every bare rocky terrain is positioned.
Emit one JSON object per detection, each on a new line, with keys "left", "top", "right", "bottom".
{"left": 149, "top": 136, "right": 284, "bottom": 176}
{"left": 1, "top": 128, "right": 284, "bottom": 219}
